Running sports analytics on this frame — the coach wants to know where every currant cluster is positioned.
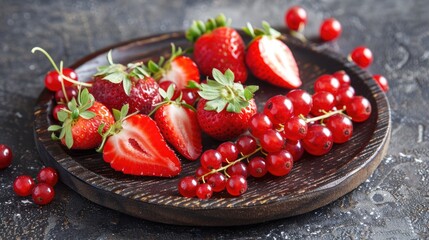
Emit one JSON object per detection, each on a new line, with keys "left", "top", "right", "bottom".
{"left": 178, "top": 70, "right": 372, "bottom": 200}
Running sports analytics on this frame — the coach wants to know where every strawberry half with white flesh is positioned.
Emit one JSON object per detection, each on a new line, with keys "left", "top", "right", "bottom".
{"left": 244, "top": 22, "right": 302, "bottom": 89}
{"left": 147, "top": 44, "right": 200, "bottom": 90}
{"left": 153, "top": 86, "right": 202, "bottom": 160}
{"left": 98, "top": 105, "right": 181, "bottom": 177}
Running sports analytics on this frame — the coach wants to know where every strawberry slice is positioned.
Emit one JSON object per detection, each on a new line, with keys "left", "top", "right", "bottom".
{"left": 244, "top": 22, "right": 302, "bottom": 89}
{"left": 101, "top": 112, "right": 181, "bottom": 177}
{"left": 154, "top": 103, "right": 202, "bottom": 160}
{"left": 160, "top": 56, "right": 200, "bottom": 90}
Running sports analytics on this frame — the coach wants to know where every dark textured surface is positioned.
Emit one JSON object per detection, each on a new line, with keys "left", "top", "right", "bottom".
{"left": 0, "top": 0, "right": 427, "bottom": 238}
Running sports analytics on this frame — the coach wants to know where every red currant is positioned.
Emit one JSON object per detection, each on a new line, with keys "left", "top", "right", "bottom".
{"left": 181, "top": 88, "right": 199, "bottom": 105}
{"left": 263, "top": 95, "right": 294, "bottom": 125}
{"left": 320, "top": 18, "right": 342, "bottom": 41}
{"left": 335, "top": 86, "right": 355, "bottom": 109}
{"left": 13, "top": 175, "right": 35, "bottom": 197}
{"left": 158, "top": 80, "right": 180, "bottom": 100}
{"left": 333, "top": 70, "right": 351, "bottom": 88}
{"left": 44, "top": 68, "right": 76, "bottom": 92}
{"left": 311, "top": 91, "right": 336, "bottom": 116}
{"left": 260, "top": 129, "right": 284, "bottom": 153}
{"left": 285, "top": 6, "right": 307, "bottom": 31}
{"left": 284, "top": 140, "right": 304, "bottom": 162}
{"left": 178, "top": 176, "right": 198, "bottom": 197}
{"left": 32, "top": 183, "right": 55, "bottom": 205}
{"left": 266, "top": 150, "right": 294, "bottom": 176}
{"left": 0, "top": 144, "right": 13, "bottom": 169}
{"left": 346, "top": 96, "right": 372, "bottom": 122}
{"left": 200, "top": 149, "right": 223, "bottom": 170}
{"left": 195, "top": 166, "right": 211, "bottom": 179}
{"left": 373, "top": 74, "right": 389, "bottom": 92}
{"left": 236, "top": 135, "right": 257, "bottom": 155}
{"left": 226, "top": 175, "right": 248, "bottom": 196}
{"left": 281, "top": 116, "right": 308, "bottom": 141}
{"left": 249, "top": 113, "right": 273, "bottom": 138}
{"left": 248, "top": 157, "right": 267, "bottom": 178}
{"left": 207, "top": 172, "right": 227, "bottom": 192}
{"left": 37, "top": 167, "right": 58, "bottom": 186}
{"left": 226, "top": 162, "right": 248, "bottom": 178}
{"left": 217, "top": 142, "right": 239, "bottom": 163}
{"left": 350, "top": 46, "right": 373, "bottom": 68}
{"left": 54, "top": 86, "right": 77, "bottom": 104}
{"left": 286, "top": 89, "right": 313, "bottom": 116}
{"left": 196, "top": 183, "right": 213, "bottom": 200}
{"left": 302, "top": 124, "right": 333, "bottom": 156}
{"left": 325, "top": 114, "right": 353, "bottom": 143}
{"left": 314, "top": 74, "right": 340, "bottom": 94}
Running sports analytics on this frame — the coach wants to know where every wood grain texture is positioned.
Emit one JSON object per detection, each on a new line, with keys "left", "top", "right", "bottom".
{"left": 33, "top": 30, "right": 390, "bottom": 226}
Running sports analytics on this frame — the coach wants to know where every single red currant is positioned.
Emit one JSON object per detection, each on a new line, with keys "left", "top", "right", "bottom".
{"left": 284, "top": 140, "right": 304, "bottom": 162}
{"left": 196, "top": 183, "right": 213, "bottom": 200}
{"left": 13, "top": 175, "right": 35, "bottom": 197}
{"left": 248, "top": 157, "right": 267, "bottom": 178}
{"left": 286, "top": 89, "right": 313, "bottom": 116}
{"left": 207, "top": 172, "right": 227, "bottom": 192}
{"left": 226, "top": 162, "right": 248, "bottom": 178}
{"left": 314, "top": 74, "right": 340, "bottom": 94}
{"left": 158, "top": 80, "right": 180, "bottom": 100}
{"left": 281, "top": 116, "right": 308, "bottom": 141}
{"left": 265, "top": 150, "right": 294, "bottom": 176}
{"left": 350, "top": 46, "right": 373, "bottom": 68}
{"left": 0, "top": 144, "right": 13, "bottom": 169}
{"left": 285, "top": 6, "right": 307, "bottom": 31}
{"left": 333, "top": 70, "right": 351, "bottom": 88}
{"left": 320, "top": 18, "right": 342, "bottom": 41}
{"left": 178, "top": 176, "right": 199, "bottom": 198}
{"left": 236, "top": 135, "right": 258, "bottom": 155}
{"left": 335, "top": 86, "right": 355, "bottom": 109}
{"left": 311, "top": 91, "right": 336, "bottom": 116}
{"left": 226, "top": 175, "right": 248, "bottom": 196}
{"left": 54, "top": 86, "right": 77, "bottom": 104}
{"left": 217, "top": 142, "right": 239, "bottom": 163}
{"left": 346, "top": 96, "right": 372, "bottom": 122}
{"left": 181, "top": 88, "right": 199, "bottom": 105}
{"left": 195, "top": 166, "right": 211, "bottom": 179}
{"left": 37, "top": 167, "right": 59, "bottom": 186}
{"left": 44, "top": 68, "right": 76, "bottom": 92}
{"left": 249, "top": 113, "right": 273, "bottom": 138}
{"left": 263, "top": 95, "right": 294, "bottom": 125}
{"left": 373, "top": 74, "right": 389, "bottom": 92}
{"left": 325, "top": 114, "right": 354, "bottom": 143}
{"left": 302, "top": 124, "right": 333, "bottom": 156}
{"left": 32, "top": 183, "right": 55, "bottom": 205}
{"left": 200, "top": 149, "right": 223, "bottom": 170}
{"left": 260, "top": 129, "right": 284, "bottom": 153}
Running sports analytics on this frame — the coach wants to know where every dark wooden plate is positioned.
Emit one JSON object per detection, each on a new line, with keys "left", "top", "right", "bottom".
{"left": 33, "top": 30, "right": 391, "bottom": 226}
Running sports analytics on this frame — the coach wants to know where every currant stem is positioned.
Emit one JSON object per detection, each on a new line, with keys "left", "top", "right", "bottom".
{"left": 305, "top": 108, "right": 345, "bottom": 123}
{"left": 199, "top": 146, "right": 262, "bottom": 182}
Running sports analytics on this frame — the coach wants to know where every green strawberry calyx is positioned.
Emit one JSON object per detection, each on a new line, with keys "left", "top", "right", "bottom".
{"left": 148, "top": 84, "right": 196, "bottom": 117}
{"left": 242, "top": 21, "right": 281, "bottom": 40}
{"left": 186, "top": 13, "right": 232, "bottom": 42}
{"left": 48, "top": 88, "right": 97, "bottom": 149}
{"left": 94, "top": 50, "right": 151, "bottom": 96}
{"left": 193, "top": 68, "right": 258, "bottom": 113}
{"left": 145, "top": 43, "right": 184, "bottom": 81}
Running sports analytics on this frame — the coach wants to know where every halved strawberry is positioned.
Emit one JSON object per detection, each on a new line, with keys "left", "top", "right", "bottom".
{"left": 244, "top": 22, "right": 302, "bottom": 89}
{"left": 147, "top": 44, "right": 200, "bottom": 90}
{"left": 99, "top": 105, "right": 181, "bottom": 177}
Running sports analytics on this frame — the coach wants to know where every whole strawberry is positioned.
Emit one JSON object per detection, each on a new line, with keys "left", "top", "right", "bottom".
{"left": 90, "top": 51, "right": 161, "bottom": 114}
{"left": 195, "top": 68, "right": 258, "bottom": 141}
{"left": 48, "top": 88, "right": 115, "bottom": 149}
{"left": 186, "top": 14, "right": 248, "bottom": 83}
{"left": 244, "top": 22, "right": 302, "bottom": 89}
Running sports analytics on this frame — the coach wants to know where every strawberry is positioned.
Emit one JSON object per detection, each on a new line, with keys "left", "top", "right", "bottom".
{"left": 243, "top": 22, "right": 302, "bottom": 89}
{"left": 98, "top": 105, "right": 181, "bottom": 177}
{"left": 48, "top": 88, "right": 115, "bottom": 150}
{"left": 147, "top": 44, "right": 200, "bottom": 90}
{"left": 195, "top": 68, "right": 258, "bottom": 141}
{"left": 153, "top": 86, "right": 202, "bottom": 161}
{"left": 90, "top": 51, "right": 161, "bottom": 114}
{"left": 186, "top": 14, "right": 248, "bottom": 83}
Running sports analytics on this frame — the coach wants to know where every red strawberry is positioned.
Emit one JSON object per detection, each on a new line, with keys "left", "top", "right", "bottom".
{"left": 48, "top": 88, "right": 115, "bottom": 150}
{"left": 100, "top": 106, "right": 181, "bottom": 177}
{"left": 186, "top": 14, "right": 248, "bottom": 83}
{"left": 244, "top": 22, "right": 302, "bottom": 89}
{"left": 154, "top": 103, "right": 202, "bottom": 161}
{"left": 90, "top": 53, "right": 161, "bottom": 114}
{"left": 195, "top": 68, "right": 258, "bottom": 141}
{"left": 148, "top": 44, "right": 200, "bottom": 90}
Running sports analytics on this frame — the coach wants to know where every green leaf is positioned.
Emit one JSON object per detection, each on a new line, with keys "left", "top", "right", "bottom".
{"left": 112, "top": 108, "right": 121, "bottom": 121}
{"left": 98, "top": 123, "right": 105, "bottom": 134}
{"left": 79, "top": 111, "right": 96, "bottom": 119}
{"left": 107, "top": 49, "right": 114, "bottom": 65}
{"left": 212, "top": 68, "right": 229, "bottom": 85}
{"left": 226, "top": 102, "right": 241, "bottom": 113}
{"left": 205, "top": 99, "right": 227, "bottom": 112}
{"left": 166, "top": 84, "right": 175, "bottom": 100}
{"left": 159, "top": 87, "right": 167, "bottom": 99}
{"left": 198, "top": 90, "right": 220, "bottom": 100}
{"left": 123, "top": 78, "right": 132, "bottom": 96}
{"left": 104, "top": 72, "right": 126, "bottom": 84}
{"left": 120, "top": 104, "right": 129, "bottom": 119}
{"left": 187, "top": 80, "right": 201, "bottom": 89}
{"left": 148, "top": 60, "right": 160, "bottom": 73}
{"left": 48, "top": 125, "right": 62, "bottom": 132}
{"left": 51, "top": 132, "right": 59, "bottom": 141}
{"left": 243, "top": 88, "right": 253, "bottom": 101}
{"left": 64, "top": 124, "right": 73, "bottom": 149}
{"left": 245, "top": 85, "right": 259, "bottom": 93}
{"left": 68, "top": 98, "right": 77, "bottom": 112}
{"left": 223, "top": 69, "right": 235, "bottom": 85}
{"left": 57, "top": 111, "right": 68, "bottom": 122}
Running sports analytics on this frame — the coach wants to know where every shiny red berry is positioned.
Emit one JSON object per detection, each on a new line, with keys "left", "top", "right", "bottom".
{"left": 54, "top": 86, "right": 78, "bottom": 104}
{"left": 282, "top": 116, "right": 308, "bottom": 141}
{"left": 217, "top": 142, "right": 239, "bottom": 163}
{"left": 335, "top": 86, "right": 355, "bottom": 109}
{"left": 346, "top": 96, "right": 372, "bottom": 122}
{"left": 248, "top": 113, "right": 273, "bottom": 138}
{"left": 32, "top": 183, "right": 55, "bottom": 205}
{"left": 333, "top": 70, "right": 351, "bottom": 88}
{"left": 320, "top": 18, "right": 342, "bottom": 41}
{"left": 373, "top": 74, "right": 389, "bottom": 92}
{"left": 284, "top": 140, "right": 304, "bottom": 162}
{"left": 325, "top": 114, "right": 354, "bottom": 143}
{"left": 226, "top": 162, "right": 248, "bottom": 178}
{"left": 226, "top": 175, "right": 248, "bottom": 196}
{"left": 37, "top": 167, "right": 59, "bottom": 186}
{"left": 263, "top": 95, "right": 294, "bottom": 125}
{"left": 0, "top": 144, "right": 13, "bottom": 169}
{"left": 285, "top": 6, "right": 307, "bottom": 31}
{"left": 236, "top": 135, "right": 258, "bottom": 155}
{"left": 13, "top": 175, "right": 35, "bottom": 197}
{"left": 207, "top": 172, "right": 227, "bottom": 192}
{"left": 314, "top": 74, "right": 340, "bottom": 94}
{"left": 302, "top": 124, "right": 333, "bottom": 156}
{"left": 178, "top": 176, "right": 198, "bottom": 198}
{"left": 286, "top": 89, "right": 313, "bottom": 116}
{"left": 181, "top": 88, "right": 199, "bottom": 105}
{"left": 350, "top": 46, "right": 373, "bottom": 68}
{"left": 311, "top": 91, "right": 336, "bottom": 116}
{"left": 260, "top": 129, "right": 284, "bottom": 153}
{"left": 158, "top": 80, "right": 180, "bottom": 100}
{"left": 44, "top": 68, "right": 76, "bottom": 91}
{"left": 200, "top": 149, "right": 223, "bottom": 170}
{"left": 248, "top": 157, "right": 267, "bottom": 178}
{"left": 265, "top": 150, "right": 294, "bottom": 176}
{"left": 196, "top": 183, "right": 213, "bottom": 200}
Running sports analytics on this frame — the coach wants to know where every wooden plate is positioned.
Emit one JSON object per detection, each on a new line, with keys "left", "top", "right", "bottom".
{"left": 33, "top": 30, "right": 391, "bottom": 226}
